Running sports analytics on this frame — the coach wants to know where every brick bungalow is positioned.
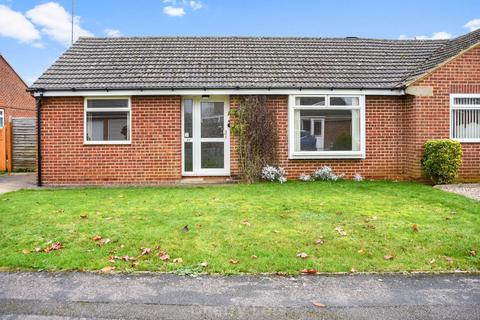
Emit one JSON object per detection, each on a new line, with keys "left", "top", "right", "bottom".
{"left": 0, "top": 54, "right": 36, "bottom": 127}
{"left": 30, "top": 29, "right": 480, "bottom": 185}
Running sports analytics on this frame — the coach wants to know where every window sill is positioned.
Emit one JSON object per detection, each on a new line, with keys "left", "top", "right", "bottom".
{"left": 452, "top": 139, "right": 480, "bottom": 143}
{"left": 289, "top": 152, "right": 365, "bottom": 160}
{"left": 84, "top": 141, "right": 132, "bottom": 145}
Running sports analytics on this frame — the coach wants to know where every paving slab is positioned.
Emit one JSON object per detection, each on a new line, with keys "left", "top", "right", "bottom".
{"left": 0, "top": 173, "right": 36, "bottom": 194}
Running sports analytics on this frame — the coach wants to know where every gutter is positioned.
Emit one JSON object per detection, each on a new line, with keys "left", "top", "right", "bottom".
{"left": 36, "top": 93, "right": 43, "bottom": 187}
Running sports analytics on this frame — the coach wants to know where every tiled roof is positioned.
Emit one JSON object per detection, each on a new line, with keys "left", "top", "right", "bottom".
{"left": 30, "top": 29, "right": 480, "bottom": 91}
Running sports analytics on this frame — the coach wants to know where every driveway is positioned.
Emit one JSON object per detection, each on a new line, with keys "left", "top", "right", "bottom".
{"left": 0, "top": 173, "right": 36, "bottom": 194}
{"left": 0, "top": 272, "right": 479, "bottom": 319}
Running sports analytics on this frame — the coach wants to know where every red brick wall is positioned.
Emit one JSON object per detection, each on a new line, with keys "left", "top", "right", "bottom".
{"left": 0, "top": 56, "right": 35, "bottom": 122}
{"left": 229, "top": 95, "right": 406, "bottom": 180}
{"left": 40, "top": 96, "right": 181, "bottom": 185}
{"left": 406, "top": 45, "right": 480, "bottom": 181}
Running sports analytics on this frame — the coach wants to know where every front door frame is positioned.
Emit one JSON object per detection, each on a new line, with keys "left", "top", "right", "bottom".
{"left": 181, "top": 95, "right": 230, "bottom": 176}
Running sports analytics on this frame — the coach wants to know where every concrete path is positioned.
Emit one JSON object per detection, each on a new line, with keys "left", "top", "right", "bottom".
{"left": 0, "top": 173, "right": 36, "bottom": 194}
{"left": 0, "top": 272, "right": 479, "bottom": 320}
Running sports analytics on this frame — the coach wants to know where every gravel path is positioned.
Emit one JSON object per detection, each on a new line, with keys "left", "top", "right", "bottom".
{"left": 434, "top": 183, "right": 480, "bottom": 201}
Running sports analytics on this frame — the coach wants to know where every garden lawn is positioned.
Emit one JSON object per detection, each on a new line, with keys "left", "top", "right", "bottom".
{"left": 0, "top": 181, "right": 479, "bottom": 275}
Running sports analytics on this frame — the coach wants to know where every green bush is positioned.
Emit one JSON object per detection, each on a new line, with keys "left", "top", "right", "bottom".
{"left": 332, "top": 131, "right": 352, "bottom": 150}
{"left": 421, "top": 139, "right": 462, "bottom": 184}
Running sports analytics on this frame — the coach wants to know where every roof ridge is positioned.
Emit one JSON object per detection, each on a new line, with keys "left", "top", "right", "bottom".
{"left": 76, "top": 35, "right": 450, "bottom": 43}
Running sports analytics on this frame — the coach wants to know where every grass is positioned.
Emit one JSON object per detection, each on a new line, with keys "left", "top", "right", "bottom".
{"left": 0, "top": 181, "right": 478, "bottom": 274}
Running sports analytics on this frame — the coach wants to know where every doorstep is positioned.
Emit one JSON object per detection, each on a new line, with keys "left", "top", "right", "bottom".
{"left": 180, "top": 177, "right": 237, "bottom": 185}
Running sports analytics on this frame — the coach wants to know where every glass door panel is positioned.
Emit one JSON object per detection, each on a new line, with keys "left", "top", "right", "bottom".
{"left": 182, "top": 97, "right": 229, "bottom": 175}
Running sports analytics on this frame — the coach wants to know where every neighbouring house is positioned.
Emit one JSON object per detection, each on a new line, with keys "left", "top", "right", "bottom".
{"left": 0, "top": 54, "right": 36, "bottom": 126}
{"left": 29, "top": 29, "right": 480, "bottom": 185}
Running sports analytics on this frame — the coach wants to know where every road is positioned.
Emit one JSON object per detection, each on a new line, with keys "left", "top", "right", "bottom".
{"left": 1, "top": 272, "right": 479, "bottom": 319}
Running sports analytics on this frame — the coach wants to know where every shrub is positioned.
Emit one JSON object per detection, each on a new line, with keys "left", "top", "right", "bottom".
{"left": 421, "top": 139, "right": 462, "bottom": 184}
{"left": 313, "top": 166, "right": 344, "bottom": 181}
{"left": 261, "top": 165, "right": 287, "bottom": 183}
{"left": 230, "top": 96, "right": 276, "bottom": 182}
{"left": 332, "top": 131, "right": 352, "bottom": 150}
{"left": 353, "top": 173, "right": 364, "bottom": 182}
{"left": 299, "top": 173, "right": 312, "bottom": 182}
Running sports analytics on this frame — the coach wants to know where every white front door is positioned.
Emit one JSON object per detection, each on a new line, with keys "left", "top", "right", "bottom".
{"left": 182, "top": 96, "right": 230, "bottom": 176}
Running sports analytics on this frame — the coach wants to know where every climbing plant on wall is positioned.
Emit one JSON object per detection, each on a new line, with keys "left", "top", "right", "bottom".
{"left": 230, "top": 96, "right": 277, "bottom": 182}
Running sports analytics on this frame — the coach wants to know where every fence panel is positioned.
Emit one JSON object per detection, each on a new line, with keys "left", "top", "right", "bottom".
{"left": 11, "top": 118, "right": 36, "bottom": 170}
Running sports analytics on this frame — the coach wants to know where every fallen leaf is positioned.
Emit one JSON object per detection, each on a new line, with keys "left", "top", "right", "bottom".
{"left": 91, "top": 235, "right": 102, "bottom": 241}
{"left": 22, "top": 249, "right": 31, "bottom": 255}
{"left": 383, "top": 254, "right": 394, "bottom": 261}
{"left": 99, "top": 266, "right": 116, "bottom": 273}
{"left": 158, "top": 251, "right": 170, "bottom": 261}
{"left": 108, "top": 255, "right": 119, "bottom": 263}
{"left": 34, "top": 247, "right": 42, "bottom": 252}
{"left": 335, "top": 211, "right": 343, "bottom": 216}
{"left": 315, "top": 239, "right": 324, "bottom": 245}
{"left": 296, "top": 252, "right": 308, "bottom": 259}
{"left": 199, "top": 261, "right": 208, "bottom": 267}
{"left": 469, "top": 250, "right": 476, "bottom": 257}
{"left": 273, "top": 230, "right": 280, "bottom": 234}
{"left": 241, "top": 220, "right": 251, "bottom": 226}
{"left": 98, "top": 239, "right": 111, "bottom": 246}
{"left": 80, "top": 214, "right": 88, "bottom": 219}
{"left": 445, "top": 256, "right": 454, "bottom": 264}
{"left": 132, "top": 261, "right": 139, "bottom": 267}
{"left": 312, "top": 301, "right": 326, "bottom": 308}
{"left": 251, "top": 255, "right": 257, "bottom": 259}
{"left": 350, "top": 267, "right": 357, "bottom": 273}
{"left": 229, "top": 258, "right": 240, "bottom": 264}
{"left": 301, "top": 269, "right": 317, "bottom": 274}
{"left": 141, "top": 248, "right": 151, "bottom": 256}
{"left": 51, "top": 242, "right": 62, "bottom": 250}
{"left": 429, "top": 259, "right": 436, "bottom": 265}
{"left": 173, "top": 258, "right": 183, "bottom": 263}
{"left": 412, "top": 224, "right": 418, "bottom": 232}
{"left": 182, "top": 225, "right": 189, "bottom": 233}
{"left": 335, "top": 227, "right": 347, "bottom": 236}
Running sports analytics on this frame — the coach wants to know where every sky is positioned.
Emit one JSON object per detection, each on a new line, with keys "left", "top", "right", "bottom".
{"left": 0, "top": 0, "right": 479, "bottom": 86}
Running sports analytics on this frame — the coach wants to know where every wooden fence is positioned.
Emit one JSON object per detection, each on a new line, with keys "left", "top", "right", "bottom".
{"left": 0, "top": 122, "right": 13, "bottom": 171}
{"left": 0, "top": 118, "right": 36, "bottom": 171}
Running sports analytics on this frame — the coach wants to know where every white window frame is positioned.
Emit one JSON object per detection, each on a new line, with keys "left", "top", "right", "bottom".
{"left": 288, "top": 94, "right": 366, "bottom": 159}
{"left": 450, "top": 93, "right": 480, "bottom": 143}
{"left": 0, "top": 109, "right": 4, "bottom": 128}
{"left": 84, "top": 97, "right": 132, "bottom": 145}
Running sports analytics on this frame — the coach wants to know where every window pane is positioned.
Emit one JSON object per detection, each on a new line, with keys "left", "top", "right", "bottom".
{"left": 201, "top": 142, "right": 224, "bottom": 169}
{"left": 295, "top": 96, "right": 325, "bottom": 106}
{"left": 87, "top": 99, "right": 129, "bottom": 108}
{"left": 454, "top": 97, "right": 480, "bottom": 105}
{"left": 86, "top": 111, "right": 129, "bottom": 141}
{"left": 184, "top": 142, "right": 193, "bottom": 172}
{"left": 330, "top": 97, "right": 360, "bottom": 106}
{"left": 201, "top": 102, "right": 224, "bottom": 138}
{"left": 452, "top": 109, "right": 480, "bottom": 139}
{"left": 183, "top": 99, "right": 193, "bottom": 138}
{"left": 0, "top": 109, "right": 3, "bottom": 128}
{"left": 294, "top": 109, "right": 360, "bottom": 152}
